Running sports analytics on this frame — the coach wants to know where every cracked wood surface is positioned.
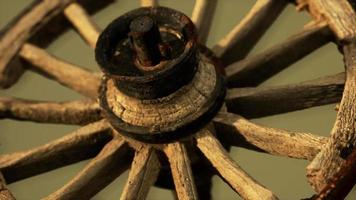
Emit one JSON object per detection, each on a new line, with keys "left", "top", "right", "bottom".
{"left": 0, "top": 0, "right": 355, "bottom": 199}
{"left": 19, "top": 43, "right": 101, "bottom": 98}
{"left": 307, "top": 43, "right": 356, "bottom": 192}
{"left": 297, "top": 0, "right": 356, "bottom": 42}
{"left": 106, "top": 60, "right": 216, "bottom": 128}
{"left": 64, "top": 3, "right": 101, "bottom": 49}
{"left": 213, "top": 112, "right": 327, "bottom": 160}
{"left": 212, "top": 0, "right": 287, "bottom": 65}
{"left": 0, "top": 97, "right": 102, "bottom": 125}
{"left": 226, "top": 72, "right": 345, "bottom": 118}
{"left": 164, "top": 142, "right": 198, "bottom": 200}
{"left": 120, "top": 146, "right": 160, "bottom": 200}
{"left": 312, "top": 148, "right": 356, "bottom": 199}
{"left": 196, "top": 128, "right": 278, "bottom": 200}
{"left": 44, "top": 137, "right": 133, "bottom": 200}
{"left": 0, "top": 0, "right": 75, "bottom": 88}
{"left": 0, "top": 120, "right": 112, "bottom": 184}
{"left": 226, "top": 22, "right": 332, "bottom": 87}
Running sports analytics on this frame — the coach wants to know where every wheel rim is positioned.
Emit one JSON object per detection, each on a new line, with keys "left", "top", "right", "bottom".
{"left": 0, "top": 1, "right": 352, "bottom": 198}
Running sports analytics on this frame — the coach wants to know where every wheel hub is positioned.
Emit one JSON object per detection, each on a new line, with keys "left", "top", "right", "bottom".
{"left": 95, "top": 7, "right": 225, "bottom": 143}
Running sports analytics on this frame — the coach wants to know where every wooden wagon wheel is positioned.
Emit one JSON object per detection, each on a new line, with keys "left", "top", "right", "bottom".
{"left": 0, "top": 0, "right": 355, "bottom": 199}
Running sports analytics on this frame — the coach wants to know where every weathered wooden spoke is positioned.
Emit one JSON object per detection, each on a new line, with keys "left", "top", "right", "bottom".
{"left": 213, "top": 112, "right": 327, "bottom": 160}
{"left": 140, "top": 0, "right": 158, "bottom": 7}
{"left": 291, "top": 0, "right": 356, "bottom": 193}
{"left": 0, "top": 173, "right": 15, "bottom": 200}
{"left": 226, "top": 72, "right": 345, "bottom": 118}
{"left": 1, "top": 0, "right": 356, "bottom": 198}
{"left": 0, "top": 96, "right": 102, "bottom": 125}
{"left": 312, "top": 148, "right": 356, "bottom": 200}
{"left": 191, "top": 0, "right": 217, "bottom": 44}
{"left": 45, "top": 136, "right": 133, "bottom": 200}
{"left": 19, "top": 43, "right": 101, "bottom": 98}
{"left": 226, "top": 22, "right": 333, "bottom": 87}
{"left": 212, "top": 0, "right": 288, "bottom": 65}
{"left": 297, "top": 0, "right": 356, "bottom": 42}
{"left": 120, "top": 146, "right": 161, "bottom": 200}
{"left": 307, "top": 42, "right": 356, "bottom": 192}
{"left": 0, "top": 0, "right": 75, "bottom": 88}
{"left": 196, "top": 129, "right": 278, "bottom": 200}
{"left": 0, "top": 120, "right": 112, "bottom": 184}
{"left": 164, "top": 142, "right": 198, "bottom": 200}
{"left": 64, "top": 3, "right": 101, "bottom": 48}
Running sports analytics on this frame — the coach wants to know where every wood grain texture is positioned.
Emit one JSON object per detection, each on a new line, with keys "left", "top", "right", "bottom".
{"left": 0, "top": 173, "right": 15, "bottom": 200}
{"left": 64, "top": 3, "right": 101, "bottom": 48}
{"left": 0, "top": 120, "right": 112, "bottom": 184}
{"left": 44, "top": 137, "right": 133, "bottom": 200}
{"left": 191, "top": 0, "right": 217, "bottom": 44}
{"left": 212, "top": 0, "right": 287, "bottom": 65}
{"left": 196, "top": 129, "right": 278, "bottom": 200}
{"left": 8, "top": 0, "right": 114, "bottom": 48}
{"left": 0, "top": 97, "right": 103, "bottom": 125}
{"left": 140, "top": 0, "right": 158, "bottom": 7}
{"left": 19, "top": 43, "right": 101, "bottom": 98}
{"left": 0, "top": 0, "right": 74, "bottom": 88}
{"left": 226, "top": 22, "right": 332, "bottom": 87}
{"left": 164, "top": 142, "right": 198, "bottom": 200}
{"left": 307, "top": 43, "right": 356, "bottom": 192}
{"left": 120, "top": 146, "right": 160, "bottom": 200}
{"left": 106, "top": 60, "right": 216, "bottom": 128}
{"left": 312, "top": 147, "right": 356, "bottom": 200}
{"left": 226, "top": 73, "right": 345, "bottom": 118}
{"left": 298, "top": 0, "right": 356, "bottom": 42}
{"left": 213, "top": 112, "right": 327, "bottom": 160}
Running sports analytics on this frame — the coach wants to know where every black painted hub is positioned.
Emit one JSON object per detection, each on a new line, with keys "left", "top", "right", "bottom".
{"left": 96, "top": 7, "right": 225, "bottom": 143}
{"left": 95, "top": 7, "right": 198, "bottom": 99}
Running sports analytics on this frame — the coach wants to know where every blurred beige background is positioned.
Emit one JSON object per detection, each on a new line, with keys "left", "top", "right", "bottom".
{"left": 0, "top": 0, "right": 355, "bottom": 199}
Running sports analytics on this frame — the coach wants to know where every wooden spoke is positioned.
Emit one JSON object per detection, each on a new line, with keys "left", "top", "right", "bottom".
{"left": 0, "top": 97, "right": 103, "bottom": 125}
{"left": 19, "top": 43, "right": 101, "bottom": 98}
{"left": 64, "top": 3, "right": 101, "bottom": 48}
{"left": 307, "top": 43, "right": 356, "bottom": 192}
{"left": 120, "top": 146, "right": 161, "bottom": 200}
{"left": 1, "top": 0, "right": 355, "bottom": 198}
{"left": 226, "top": 22, "right": 332, "bottom": 87}
{"left": 191, "top": 0, "right": 217, "bottom": 44}
{"left": 0, "top": 120, "right": 112, "bottom": 184}
{"left": 297, "top": 0, "right": 356, "bottom": 42}
{"left": 196, "top": 129, "right": 278, "bottom": 200}
{"left": 140, "top": 0, "right": 158, "bottom": 7}
{"left": 213, "top": 112, "right": 327, "bottom": 160}
{"left": 45, "top": 136, "right": 133, "bottom": 200}
{"left": 164, "top": 142, "right": 198, "bottom": 200}
{"left": 212, "top": 0, "right": 288, "bottom": 65}
{"left": 312, "top": 148, "right": 356, "bottom": 200}
{"left": 226, "top": 73, "right": 345, "bottom": 118}
{"left": 0, "top": 0, "right": 75, "bottom": 88}
{"left": 0, "top": 173, "right": 15, "bottom": 200}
